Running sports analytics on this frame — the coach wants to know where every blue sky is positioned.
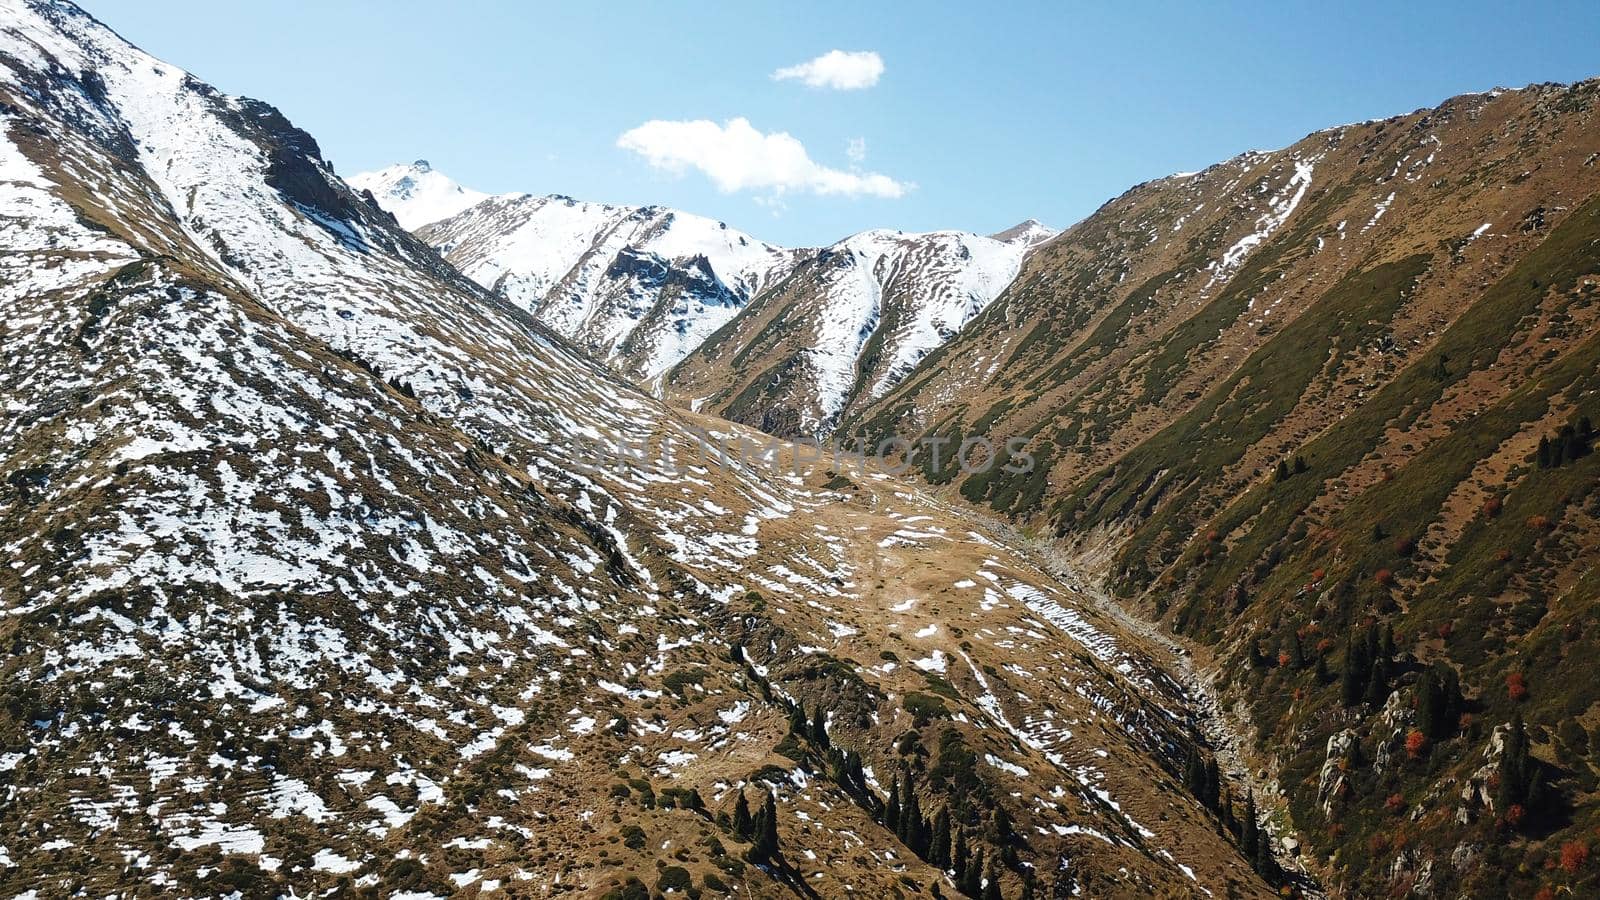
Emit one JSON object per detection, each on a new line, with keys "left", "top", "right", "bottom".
{"left": 89, "top": 0, "right": 1600, "bottom": 247}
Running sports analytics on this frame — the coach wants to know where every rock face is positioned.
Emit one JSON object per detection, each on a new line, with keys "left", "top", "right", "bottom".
{"left": 0, "top": 2, "right": 1262, "bottom": 897}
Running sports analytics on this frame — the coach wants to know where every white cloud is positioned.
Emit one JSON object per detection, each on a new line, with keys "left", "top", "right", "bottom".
{"left": 616, "top": 117, "right": 910, "bottom": 200}
{"left": 846, "top": 137, "right": 867, "bottom": 164}
{"left": 772, "top": 50, "right": 884, "bottom": 90}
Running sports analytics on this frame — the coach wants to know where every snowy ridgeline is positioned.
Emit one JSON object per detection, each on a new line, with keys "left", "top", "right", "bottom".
{"left": 355, "top": 161, "right": 1056, "bottom": 398}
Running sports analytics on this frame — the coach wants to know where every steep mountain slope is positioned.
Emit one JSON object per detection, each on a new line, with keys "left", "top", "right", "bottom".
{"left": 666, "top": 224, "right": 1056, "bottom": 438}
{"left": 0, "top": 2, "right": 1267, "bottom": 897}
{"left": 845, "top": 80, "right": 1600, "bottom": 897}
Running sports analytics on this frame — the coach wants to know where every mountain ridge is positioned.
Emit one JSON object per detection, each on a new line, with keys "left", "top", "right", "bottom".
{"left": 355, "top": 160, "right": 1056, "bottom": 407}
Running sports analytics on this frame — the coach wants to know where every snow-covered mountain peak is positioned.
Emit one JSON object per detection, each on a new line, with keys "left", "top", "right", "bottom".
{"left": 347, "top": 159, "right": 489, "bottom": 229}
{"left": 990, "top": 217, "right": 1059, "bottom": 246}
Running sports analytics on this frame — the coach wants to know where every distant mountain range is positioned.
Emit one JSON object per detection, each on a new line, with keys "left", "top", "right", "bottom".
{"left": 353, "top": 162, "right": 1054, "bottom": 431}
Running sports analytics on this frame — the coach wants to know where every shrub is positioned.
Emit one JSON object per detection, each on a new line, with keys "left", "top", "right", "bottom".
{"left": 902, "top": 692, "right": 950, "bottom": 726}
{"left": 1405, "top": 730, "right": 1429, "bottom": 758}
{"left": 657, "top": 866, "right": 693, "bottom": 893}
{"left": 1393, "top": 537, "right": 1415, "bottom": 556}
{"left": 1482, "top": 497, "right": 1503, "bottom": 518}
{"left": 1507, "top": 672, "right": 1529, "bottom": 702}
{"left": 1527, "top": 514, "right": 1553, "bottom": 531}
{"left": 1504, "top": 804, "right": 1527, "bottom": 828}
{"left": 1385, "top": 792, "right": 1406, "bottom": 812}
{"left": 1375, "top": 568, "right": 1395, "bottom": 587}
{"left": 1561, "top": 841, "right": 1589, "bottom": 873}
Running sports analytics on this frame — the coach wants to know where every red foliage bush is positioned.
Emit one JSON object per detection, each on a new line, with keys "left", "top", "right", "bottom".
{"left": 1385, "top": 792, "right": 1406, "bottom": 812}
{"left": 1495, "top": 548, "right": 1513, "bottom": 563}
{"left": 1375, "top": 568, "right": 1395, "bottom": 586}
{"left": 1527, "top": 514, "right": 1553, "bottom": 531}
{"left": 1505, "top": 803, "right": 1527, "bottom": 828}
{"left": 1482, "top": 496, "right": 1503, "bottom": 518}
{"left": 1205, "top": 529, "right": 1220, "bottom": 542}
{"left": 1404, "top": 730, "right": 1429, "bottom": 758}
{"left": 1561, "top": 840, "right": 1590, "bottom": 873}
{"left": 1394, "top": 537, "right": 1416, "bottom": 556}
{"left": 1507, "top": 672, "right": 1528, "bottom": 702}
{"left": 1311, "top": 567, "right": 1327, "bottom": 581}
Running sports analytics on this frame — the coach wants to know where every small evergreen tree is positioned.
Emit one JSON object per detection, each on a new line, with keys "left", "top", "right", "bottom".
{"left": 1342, "top": 631, "right": 1370, "bottom": 707}
{"left": 733, "top": 790, "right": 753, "bottom": 840}
{"left": 961, "top": 849, "right": 985, "bottom": 897}
{"left": 953, "top": 829, "right": 970, "bottom": 884}
{"left": 1364, "top": 656, "right": 1389, "bottom": 706}
{"left": 1416, "top": 662, "right": 1464, "bottom": 742}
{"left": 811, "top": 705, "right": 830, "bottom": 748}
{"left": 1497, "top": 712, "right": 1544, "bottom": 819}
{"left": 981, "top": 860, "right": 1003, "bottom": 900}
{"left": 751, "top": 791, "right": 780, "bottom": 860}
{"left": 932, "top": 807, "right": 952, "bottom": 868}
{"left": 1241, "top": 791, "right": 1259, "bottom": 860}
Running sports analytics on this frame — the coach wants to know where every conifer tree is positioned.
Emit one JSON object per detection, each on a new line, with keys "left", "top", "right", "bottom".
{"left": 961, "top": 849, "right": 985, "bottom": 897}
{"left": 932, "top": 807, "right": 952, "bottom": 868}
{"left": 982, "top": 859, "right": 1003, "bottom": 900}
{"left": 1364, "top": 657, "right": 1388, "bottom": 706}
{"left": 953, "top": 830, "right": 970, "bottom": 884}
{"left": 811, "top": 705, "right": 830, "bottom": 747}
{"left": 1241, "top": 791, "right": 1259, "bottom": 860}
{"left": 751, "top": 791, "right": 780, "bottom": 860}
{"left": 1203, "top": 757, "right": 1221, "bottom": 811}
{"left": 733, "top": 790, "right": 753, "bottom": 840}
{"left": 1342, "top": 632, "right": 1370, "bottom": 706}
{"left": 1497, "top": 712, "right": 1544, "bottom": 818}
